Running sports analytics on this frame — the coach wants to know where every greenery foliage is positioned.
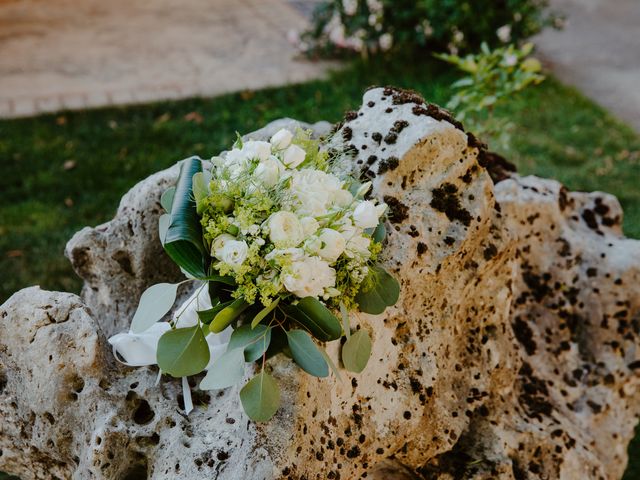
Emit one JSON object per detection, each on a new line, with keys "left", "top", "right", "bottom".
{"left": 299, "top": 0, "right": 558, "bottom": 57}
{"left": 436, "top": 41, "right": 545, "bottom": 149}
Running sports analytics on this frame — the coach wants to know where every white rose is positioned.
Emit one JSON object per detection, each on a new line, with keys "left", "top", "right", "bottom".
{"left": 241, "top": 140, "right": 272, "bottom": 161}
{"left": 282, "top": 144, "right": 307, "bottom": 168}
{"left": 254, "top": 155, "right": 285, "bottom": 187}
{"left": 497, "top": 24, "right": 512, "bottom": 43}
{"left": 317, "top": 228, "right": 346, "bottom": 262}
{"left": 346, "top": 234, "right": 371, "bottom": 259}
{"left": 379, "top": 33, "right": 393, "bottom": 51}
{"left": 268, "top": 211, "right": 304, "bottom": 247}
{"left": 342, "top": 0, "right": 357, "bottom": 16}
{"left": 270, "top": 128, "right": 294, "bottom": 150}
{"left": 300, "top": 217, "right": 319, "bottom": 236}
{"left": 333, "top": 188, "right": 353, "bottom": 207}
{"left": 353, "top": 200, "right": 386, "bottom": 229}
{"left": 288, "top": 169, "right": 347, "bottom": 216}
{"left": 283, "top": 256, "right": 336, "bottom": 298}
{"left": 211, "top": 233, "right": 236, "bottom": 258}
{"left": 218, "top": 239, "right": 249, "bottom": 268}
{"left": 221, "top": 148, "right": 250, "bottom": 179}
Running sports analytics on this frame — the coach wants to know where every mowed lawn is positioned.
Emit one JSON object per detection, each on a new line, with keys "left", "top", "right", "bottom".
{"left": 0, "top": 56, "right": 638, "bottom": 478}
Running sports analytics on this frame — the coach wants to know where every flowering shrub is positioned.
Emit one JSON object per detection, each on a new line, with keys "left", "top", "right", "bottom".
{"left": 436, "top": 42, "right": 545, "bottom": 149}
{"left": 109, "top": 128, "right": 399, "bottom": 421}
{"left": 296, "top": 0, "right": 558, "bottom": 57}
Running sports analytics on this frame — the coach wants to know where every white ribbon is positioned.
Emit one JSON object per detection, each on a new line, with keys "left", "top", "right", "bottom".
{"left": 108, "top": 285, "right": 233, "bottom": 414}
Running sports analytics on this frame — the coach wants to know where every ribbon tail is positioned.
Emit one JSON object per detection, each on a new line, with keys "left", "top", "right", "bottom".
{"left": 182, "top": 377, "right": 194, "bottom": 414}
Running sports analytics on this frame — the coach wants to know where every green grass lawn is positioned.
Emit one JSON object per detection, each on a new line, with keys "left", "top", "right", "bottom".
{"left": 0, "top": 56, "right": 638, "bottom": 478}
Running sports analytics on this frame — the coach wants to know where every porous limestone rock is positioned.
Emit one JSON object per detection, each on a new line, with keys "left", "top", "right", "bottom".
{"left": 1, "top": 89, "right": 638, "bottom": 480}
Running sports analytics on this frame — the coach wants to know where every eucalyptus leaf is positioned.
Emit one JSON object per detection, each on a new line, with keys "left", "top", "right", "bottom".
{"left": 286, "top": 330, "right": 328, "bottom": 378}
{"left": 158, "top": 213, "right": 171, "bottom": 245}
{"left": 228, "top": 324, "right": 272, "bottom": 362}
{"left": 210, "top": 298, "right": 250, "bottom": 333}
{"left": 199, "top": 348, "right": 245, "bottom": 390}
{"left": 164, "top": 157, "right": 207, "bottom": 278}
{"left": 160, "top": 186, "right": 176, "bottom": 213}
{"left": 156, "top": 325, "right": 210, "bottom": 377}
{"left": 130, "top": 282, "right": 179, "bottom": 333}
{"left": 355, "top": 265, "right": 400, "bottom": 315}
{"left": 290, "top": 297, "right": 342, "bottom": 341}
{"left": 240, "top": 371, "right": 280, "bottom": 422}
{"left": 341, "top": 329, "right": 372, "bottom": 373}
{"left": 319, "top": 347, "right": 343, "bottom": 382}
{"left": 251, "top": 298, "right": 280, "bottom": 329}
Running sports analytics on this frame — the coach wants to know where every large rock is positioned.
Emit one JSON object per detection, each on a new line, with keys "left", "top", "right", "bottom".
{"left": 0, "top": 89, "right": 638, "bottom": 480}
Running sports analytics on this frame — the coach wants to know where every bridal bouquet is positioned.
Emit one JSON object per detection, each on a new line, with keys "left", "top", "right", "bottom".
{"left": 109, "top": 128, "right": 399, "bottom": 421}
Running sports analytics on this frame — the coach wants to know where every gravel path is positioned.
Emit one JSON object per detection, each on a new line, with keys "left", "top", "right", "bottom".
{"left": 0, "top": 0, "right": 334, "bottom": 118}
{"left": 535, "top": 0, "right": 640, "bottom": 131}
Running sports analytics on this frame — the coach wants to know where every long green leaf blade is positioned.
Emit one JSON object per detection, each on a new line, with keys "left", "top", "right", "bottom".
{"left": 251, "top": 298, "right": 280, "bottom": 329}
{"left": 210, "top": 298, "right": 250, "bottom": 333}
{"left": 164, "top": 157, "right": 207, "bottom": 278}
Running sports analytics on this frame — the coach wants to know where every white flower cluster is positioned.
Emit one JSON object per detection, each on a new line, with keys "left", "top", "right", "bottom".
{"left": 203, "top": 128, "right": 387, "bottom": 304}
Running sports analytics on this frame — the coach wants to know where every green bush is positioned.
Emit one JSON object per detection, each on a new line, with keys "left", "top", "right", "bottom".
{"left": 298, "top": 0, "right": 559, "bottom": 57}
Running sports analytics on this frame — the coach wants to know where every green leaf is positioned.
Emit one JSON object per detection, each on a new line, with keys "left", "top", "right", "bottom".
{"left": 240, "top": 371, "right": 280, "bottom": 422}
{"left": 199, "top": 274, "right": 236, "bottom": 285}
{"left": 286, "top": 330, "right": 328, "bottom": 378}
{"left": 340, "top": 302, "right": 350, "bottom": 339}
{"left": 197, "top": 300, "right": 234, "bottom": 324}
{"left": 160, "top": 186, "right": 176, "bottom": 212}
{"left": 355, "top": 265, "right": 400, "bottom": 315}
{"left": 130, "top": 282, "right": 179, "bottom": 333}
{"left": 228, "top": 324, "right": 272, "bottom": 362}
{"left": 372, "top": 221, "right": 386, "bottom": 244}
{"left": 291, "top": 297, "right": 342, "bottom": 341}
{"left": 265, "top": 327, "right": 288, "bottom": 359}
{"left": 251, "top": 298, "right": 280, "bottom": 329}
{"left": 158, "top": 213, "right": 171, "bottom": 245}
{"left": 163, "top": 157, "right": 207, "bottom": 278}
{"left": 199, "top": 347, "right": 245, "bottom": 390}
{"left": 157, "top": 325, "right": 210, "bottom": 377}
{"left": 341, "top": 329, "right": 372, "bottom": 373}
{"left": 209, "top": 298, "right": 250, "bottom": 333}
{"left": 319, "top": 347, "right": 343, "bottom": 382}
{"left": 192, "top": 170, "right": 212, "bottom": 215}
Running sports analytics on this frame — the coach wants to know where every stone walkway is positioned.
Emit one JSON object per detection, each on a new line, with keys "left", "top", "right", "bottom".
{"left": 0, "top": 0, "right": 333, "bottom": 118}
{"left": 535, "top": 0, "right": 640, "bottom": 131}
